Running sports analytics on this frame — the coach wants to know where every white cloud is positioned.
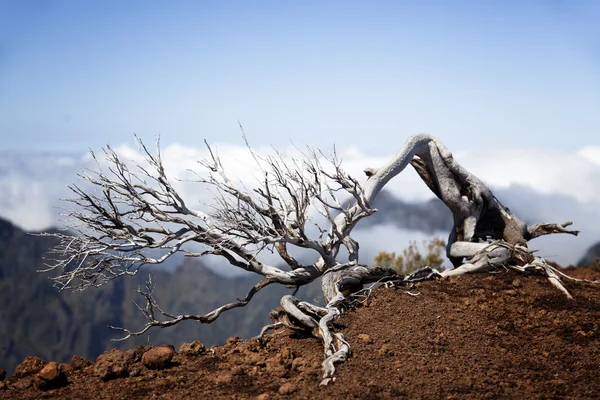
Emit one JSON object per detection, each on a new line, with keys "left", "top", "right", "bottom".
{"left": 458, "top": 147, "right": 600, "bottom": 204}
{"left": 0, "top": 179, "right": 55, "bottom": 231}
{"left": 1, "top": 139, "right": 599, "bottom": 267}
{"left": 578, "top": 146, "right": 600, "bottom": 167}
{"left": 0, "top": 153, "right": 88, "bottom": 231}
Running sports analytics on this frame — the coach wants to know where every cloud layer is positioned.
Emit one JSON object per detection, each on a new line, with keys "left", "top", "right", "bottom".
{"left": 1, "top": 139, "right": 599, "bottom": 267}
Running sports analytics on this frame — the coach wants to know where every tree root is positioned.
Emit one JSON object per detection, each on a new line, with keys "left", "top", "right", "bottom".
{"left": 50, "top": 133, "right": 596, "bottom": 386}
{"left": 261, "top": 239, "right": 600, "bottom": 384}
{"left": 261, "top": 265, "right": 446, "bottom": 385}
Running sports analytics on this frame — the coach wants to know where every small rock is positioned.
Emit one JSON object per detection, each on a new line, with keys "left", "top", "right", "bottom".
{"left": 142, "top": 345, "right": 175, "bottom": 370}
{"left": 225, "top": 336, "right": 241, "bottom": 345}
{"left": 13, "top": 356, "right": 46, "bottom": 378}
{"left": 215, "top": 373, "right": 232, "bottom": 384}
{"left": 247, "top": 366, "right": 262, "bottom": 378}
{"left": 0, "top": 369, "right": 5, "bottom": 381}
{"left": 231, "top": 365, "right": 245, "bottom": 376}
{"left": 432, "top": 333, "right": 447, "bottom": 346}
{"left": 378, "top": 344, "right": 393, "bottom": 356}
{"left": 13, "top": 378, "right": 33, "bottom": 390}
{"left": 59, "top": 363, "right": 73, "bottom": 374}
{"left": 128, "top": 363, "right": 143, "bottom": 377}
{"left": 291, "top": 357, "right": 306, "bottom": 371}
{"left": 246, "top": 352, "right": 266, "bottom": 367}
{"left": 358, "top": 333, "right": 373, "bottom": 344}
{"left": 71, "top": 355, "right": 93, "bottom": 370}
{"left": 126, "top": 344, "right": 148, "bottom": 364}
{"left": 95, "top": 349, "right": 129, "bottom": 381}
{"left": 512, "top": 278, "right": 522, "bottom": 288}
{"left": 157, "top": 375, "right": 178, "bottom": 387}
{"left": 256, "top": 394, "right": 270, "bottom": 400}
{"left": 278, "top": 382, "right": 297, "bottom": 395}
{"left": 265, "top": 357, "right": 288, "bottom": 377}
{"left": 179, "top": 340, "right": 205, "bottom": 356}
{"left": 35, "top": 362, "right": 69, "bottom": 391}
{"left": 0, "top": 381, "right": 6, "bottom": 391}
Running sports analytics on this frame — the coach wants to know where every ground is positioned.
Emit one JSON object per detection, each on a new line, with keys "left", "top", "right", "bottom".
{"left": 2, "top": 266, "right": 599, "bottom": 399}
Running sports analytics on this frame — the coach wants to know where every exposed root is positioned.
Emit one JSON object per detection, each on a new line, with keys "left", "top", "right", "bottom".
{"left": 257, "top": 245, "right": 596, "bottom": 384}
{"left": 254, "top": 322, "right": 284, "bottom": 341}
{"left": 258, "top": 267, "right": 400, "bottom": 386}
{"left": 508, "top": 258, "right": 574, "bottom": 299}
{"left": 405, "top": 266, "right": 443, "bottom": 281}
{"left": 268, "top": 294, "right": 346, "bottom": 385}
{"left": 542, "top": 263, "right": 600, "bottom": 285}
{"left": 320, "top": 333, "right": 350, "bottom": 386}
{"left": 260, "top": 266, "right": 453, "bottom": 384}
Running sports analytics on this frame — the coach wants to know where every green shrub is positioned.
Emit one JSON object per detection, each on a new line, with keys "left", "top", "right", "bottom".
{"left": 373, "top": 237, "right": 446, "bottom": 274}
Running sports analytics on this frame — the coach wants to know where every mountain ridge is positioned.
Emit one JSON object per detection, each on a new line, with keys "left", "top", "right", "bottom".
{"left": 0, "top": 218, "right": 320, "bottom": 376}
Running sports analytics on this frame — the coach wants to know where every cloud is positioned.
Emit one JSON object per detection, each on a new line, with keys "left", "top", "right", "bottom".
{"left": 107, "top": 140, "right": 600, "bottom": 206}
{"left": 0, "top": 139, "right": 599, "bottom": 267}
{"left": 0, "top": 179, "right": 56, "bottom": 231}
{"left": 107, "top": 140, "right": 600, "bottom": 266}
{"left": 0, "top": 153, "right": 87, "bottom": 231}
{"left": 492, "top": 184, "right": 600, "bottom": 265}
{"left": 578, "top": 146, "right": 600, "bottom": 167}
{"left": 458, "top": 147, "right": 600, "bottom": 204}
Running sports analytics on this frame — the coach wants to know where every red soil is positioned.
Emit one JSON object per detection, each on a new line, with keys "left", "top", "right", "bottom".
{"left": 2, "top": 266, "right": 600, "bottom": 399}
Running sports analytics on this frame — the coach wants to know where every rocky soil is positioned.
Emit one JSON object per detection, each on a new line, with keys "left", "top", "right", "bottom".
{"left": 2, "top": 266, "right": 600, "bottom": 399}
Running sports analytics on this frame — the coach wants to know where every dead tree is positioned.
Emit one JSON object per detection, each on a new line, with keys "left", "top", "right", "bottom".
{"left": 43, "top": 134, "right": 590, "bottom": 385}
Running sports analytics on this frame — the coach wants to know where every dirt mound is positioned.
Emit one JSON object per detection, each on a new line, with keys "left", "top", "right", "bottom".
{"left": 2, "top": 267, "right": 600, "bottom": 399}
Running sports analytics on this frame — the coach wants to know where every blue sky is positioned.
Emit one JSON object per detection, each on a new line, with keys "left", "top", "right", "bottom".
{"left": 1, "top": 0, "right": 600, "bottom": 266}
{"left": 0, "top": 0, "right": 599, "bottom": 154}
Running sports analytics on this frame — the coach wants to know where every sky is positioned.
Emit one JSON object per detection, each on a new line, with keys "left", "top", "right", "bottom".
{"left": 0, "top": 0, "right": 599, "bottom": 268}
{"left": 1, "top": 0, "right": 599, "bottom": 153}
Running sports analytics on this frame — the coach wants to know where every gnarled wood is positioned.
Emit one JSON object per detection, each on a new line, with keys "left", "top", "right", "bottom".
{"left": 43, "top": 133, "right": 592, "bottom": 385}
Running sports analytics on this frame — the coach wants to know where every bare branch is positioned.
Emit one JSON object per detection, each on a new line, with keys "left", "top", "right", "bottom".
{"left": 111, "top": 275, "right": 275, "bottom": 340}
{"left": 41, "top": 133, "right": 594, "bottom": 386}
{"left": 527, "top": 221, "right": 580, "bottom": 239}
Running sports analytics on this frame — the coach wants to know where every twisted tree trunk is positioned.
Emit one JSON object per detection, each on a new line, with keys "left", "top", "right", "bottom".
{"left": 268, "top": 134, "right": 581, "bottom": 384}
{"left": 44, "top": 133, "right": 587, "bottom": 386}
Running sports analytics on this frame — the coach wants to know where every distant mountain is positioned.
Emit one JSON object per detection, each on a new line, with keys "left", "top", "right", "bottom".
{"left": 0, "top": 218, "right": 321, "bottom": 376}
{"left": 578, "top": 242, "right": 600, "bottom": 267}
{"left": 361, "top": 191, "right": 452, "bottom": 233}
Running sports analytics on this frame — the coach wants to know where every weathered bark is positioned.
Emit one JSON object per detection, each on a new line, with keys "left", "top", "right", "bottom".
{"left": 270, "top": 135, "right": 584, "bottom": 383}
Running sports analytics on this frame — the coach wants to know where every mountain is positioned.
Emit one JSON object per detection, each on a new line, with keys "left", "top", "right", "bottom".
{"left": 0, "top": 218, "right": 321, "bottom": 376}
{"left": 360, "top": 191, "right": 452, "bottom": 233}
{"left": 578, "top": 242, "right": 600, "bottom": 267}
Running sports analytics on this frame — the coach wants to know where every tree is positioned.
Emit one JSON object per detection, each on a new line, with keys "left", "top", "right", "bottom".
{"left": 43, "top": 134, "right": 593, "bottom": 385}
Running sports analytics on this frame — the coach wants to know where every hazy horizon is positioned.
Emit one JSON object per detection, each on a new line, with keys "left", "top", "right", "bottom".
{"left": 1, "top": 139, "right": 599, "bottom": 268}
